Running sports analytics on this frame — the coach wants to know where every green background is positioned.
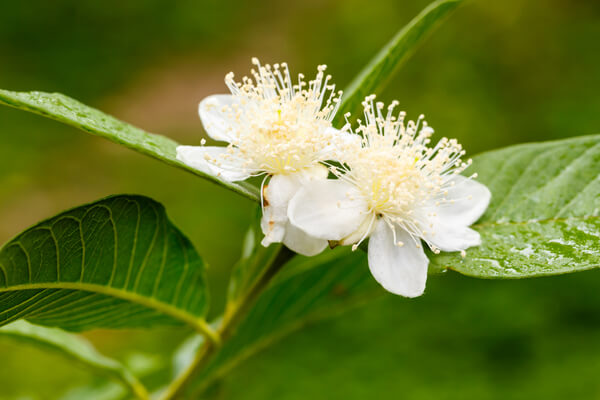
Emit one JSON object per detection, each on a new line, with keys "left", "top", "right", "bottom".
{"left": 1, "top": 0, "right": 599, "bottom": 398}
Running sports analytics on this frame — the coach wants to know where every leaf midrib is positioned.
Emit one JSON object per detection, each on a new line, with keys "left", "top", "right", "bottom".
{"left": 0, "top": 282, "right": 210, "bottom": 333}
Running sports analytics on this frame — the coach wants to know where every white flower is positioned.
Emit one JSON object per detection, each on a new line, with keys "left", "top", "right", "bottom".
{"left": 288, "top": 96, "right": 491, "bottom": 297}
{"left": 176, "top": 58, "right": 344, "bottom": 256}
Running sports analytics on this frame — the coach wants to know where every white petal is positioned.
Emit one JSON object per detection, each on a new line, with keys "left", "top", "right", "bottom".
{"left": 338, "top": 212, "right": 377, "bottom": 246}
{"left": 263, "top": 174, "right": 303, "bottom": 222}
{"left": 282, "top": 223, "right": 328, "bottom": 256}
{"left": 368, "top": 221, "right": 428, "bottom": 298}
{"left": 260, "top": 214, "right": 285, "bottom": 246}
{"left": 297, "top": 164, "right": 329, "bottom": 182}
{"left": 198, "top": 94, "right": 239, "bottom": 142}
{"left": 288, "top": 180, "right": 370, "bottom": 241}
{"left": 260, "top": 169, "right": 328, "bottom": 247}
{"left": 425, "top": 223, "right": 481, "bottom": 252}
{"left": 260, "top": 175, "right": 299, "bottom": 246}
{"left": 425, "top": 175, "right": 491, "bottom": 227}
{"left": 176, "top": 145, "right": 251, "bottom": 182}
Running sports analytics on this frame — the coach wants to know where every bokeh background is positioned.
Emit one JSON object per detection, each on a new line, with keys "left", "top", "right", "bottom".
{"left": 1, "top": 0, "right": 600, "bottom": 398}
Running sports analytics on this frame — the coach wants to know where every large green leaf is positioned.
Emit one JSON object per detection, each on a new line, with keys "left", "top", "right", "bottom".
{"left": 0, "top": 90, "right": 259, "bottom": 201}
{"left": 0, "top": 320, "right": 148, "bottom": 399}
{"left": 432, "top": 134, "right": 600, "bottom": 277}
{"left": 0, "top": 195, "right": 214, "bottom": 337}
{"left": 333, "top": 0, "right": 463, "bottom": 126}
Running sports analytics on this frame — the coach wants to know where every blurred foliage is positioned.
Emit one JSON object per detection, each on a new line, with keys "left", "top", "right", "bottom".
{"left": 0, "top": 0, "right": 599, "bottom": 398}
{"left": 221, "top": 270, "right": 600, "bottom": 400}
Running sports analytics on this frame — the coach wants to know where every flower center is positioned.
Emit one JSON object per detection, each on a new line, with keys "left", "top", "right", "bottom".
{"left": 336, "top": 96, "right": 471, "bottom": 239}
{"left": 354, "top": 150, "right": 430, "bottom": 217}
{"left": 221, "top": 59, "right": 342, "bottom": 176}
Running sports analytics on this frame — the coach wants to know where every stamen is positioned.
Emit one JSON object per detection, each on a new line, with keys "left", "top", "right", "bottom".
{"left": 336, "top": 95, "right": 470, "bottom": 244}
{"left": 206, "top": 59, "right": 344, "bottom": 176}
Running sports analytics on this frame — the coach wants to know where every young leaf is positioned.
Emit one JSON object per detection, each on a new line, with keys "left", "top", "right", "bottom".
{"left": 226, "top": 207, "right": 282, "bottom": 307}
{"left": 432, "top": 134, "right": 600, "bottom": 277}
{"left": 177, "top": 248, "right": 377, "bottom": 397}
{"left": 333, "top": 0, "right": 463, "bottom": 126}
{"left": 0, "top": 320, "right": 148, "bottom": 399}
{"left": 0, "top": 90, "right": 259, "bottom": 201}
{"left": 0, "top": 195, "right": 215, "bottom": 340}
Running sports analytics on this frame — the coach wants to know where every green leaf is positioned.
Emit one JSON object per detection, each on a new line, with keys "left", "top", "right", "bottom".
{"left": 199, "top": 265, "right": 600, "bottom": 400}
{"left": 432, "top": 134, "right": 600, "bottom": 278}
{"left": 0, "top": 89, "right": 259, "bottom": 201}
{"left": 0, "top": 194, "right": 215, "bottom": 338}
{"left": 333, "top": 0, "right": 463, "bottom": 126}
{"left": 60, "top": 382, "right": 128, "bottom": 400}
{"left": 0, "top": 320, "right": 148, "bottom": 399}
{"left": 179, "top": 248, "right": 377, "bottom": 397}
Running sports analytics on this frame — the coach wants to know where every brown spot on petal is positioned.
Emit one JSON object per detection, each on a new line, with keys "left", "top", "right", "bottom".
{"left": 262, "top": 185, "right": 270, "bottom": 207}
{"left": 328, "top": 240, "right": 340, "bottom": 249}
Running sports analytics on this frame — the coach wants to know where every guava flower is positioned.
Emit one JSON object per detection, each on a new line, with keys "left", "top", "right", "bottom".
{"left": 288, "top": 96, "right": 491, "bottom": 297}
{"left": 176, "top": 59, "right": 344, "bottom": 256}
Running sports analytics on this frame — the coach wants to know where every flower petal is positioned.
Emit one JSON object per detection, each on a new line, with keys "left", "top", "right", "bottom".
{"left": 260, "top": 167, "right": 329, "bottom": 248}
{"left": 425, "top": 223, "right": 481, "bottom": 252}
{"left": 263, "top": 170, "right": 322, "bottom": 225}
{"left": 176, "top": 145, "right": 251, "bottom": 182}
{"left": 425, "top": 175, "right": 491, "bottom": 227}
{"left": 288, "top": 180, "right": 370, "bottom": 241}
{"left": 368, "top": 221, "right": 428, "bottom": 298}
{"left": 282, "top": 223, "right": 328, "bottom": 256}
{"left": 261, "top": 174, "right": 301, "bottom": 245}
{"left": 264, "top": 174, "right": 302, "bottom": 219}
{"left": 260, "top": 216, "right": 286, "bottom": 246}
{"left": 298, "top": 164, "right": 330, "bottom": 181}
{"left": 198, "top": 94, "right": 239, "bottom": 142}
{"left": 414, "top": 175, "right": 488, "bottom": 252}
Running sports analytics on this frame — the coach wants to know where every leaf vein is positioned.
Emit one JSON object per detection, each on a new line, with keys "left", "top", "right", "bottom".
{"left": 555, "top": 173, "right": 600, "bottom": 218}
{"left": 123, "top": 199, "right": 141, "bottom": 290}
{"left": 489, "top": 146, "right": 557, "bottom": 219}
{"left": 133, "top": 201, "right": 160, "bottom": 292}
{"left": 503, "top": 142, "right": 600, "bottom": 216}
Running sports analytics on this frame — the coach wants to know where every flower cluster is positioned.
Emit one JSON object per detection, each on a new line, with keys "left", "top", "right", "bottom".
{"left": 177, "top": 60, "right": 490, "bottom": 297}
